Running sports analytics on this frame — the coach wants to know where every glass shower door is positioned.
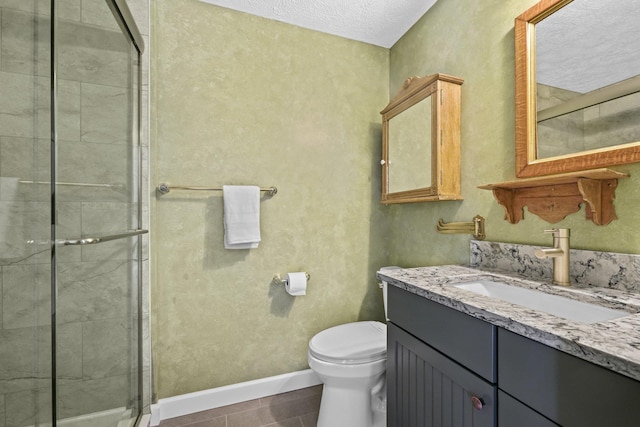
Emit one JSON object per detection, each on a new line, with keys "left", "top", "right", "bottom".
{"left": 52, "top": 0, "right": 143, "bottom": 425}
{"left": 0, "top": 1, "right": 53, "bottom": 426}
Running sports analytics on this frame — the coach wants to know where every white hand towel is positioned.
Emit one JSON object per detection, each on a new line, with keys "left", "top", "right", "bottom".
{"left": 223, "top": 185, "right": 261, "bottom": 249}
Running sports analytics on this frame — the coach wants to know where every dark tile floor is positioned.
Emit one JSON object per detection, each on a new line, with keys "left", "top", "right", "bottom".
{"left": 158, "top": 385, "right": 322, "bottom": 427}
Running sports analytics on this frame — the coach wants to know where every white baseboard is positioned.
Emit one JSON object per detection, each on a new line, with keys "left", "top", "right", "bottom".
{"left": 150, "top": 369, "right": 321, "bottom": 426}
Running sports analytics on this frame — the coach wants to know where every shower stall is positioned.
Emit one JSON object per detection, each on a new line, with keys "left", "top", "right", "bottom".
{"left": 0, "top": 0, "right": 147, "bottom": 426}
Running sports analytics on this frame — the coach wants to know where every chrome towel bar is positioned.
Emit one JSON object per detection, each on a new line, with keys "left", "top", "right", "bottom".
{"left": 157, "top": 183, "right": 277, "bottom": 196}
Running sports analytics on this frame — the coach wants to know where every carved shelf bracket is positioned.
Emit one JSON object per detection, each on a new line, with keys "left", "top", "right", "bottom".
{"left": 478, "top": 169, "right": 628, "bottom": 226}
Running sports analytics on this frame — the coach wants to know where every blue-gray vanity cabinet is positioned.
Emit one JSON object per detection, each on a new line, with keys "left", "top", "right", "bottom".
{"left": 498, "top": 328, "right": 640, "bottom": 427}
{"left": 498, "top": 390, "right": 559, "bottom": 427}
{"left": 387, "top": 284, "right": 640, "bottom": 426}
{"left": 387, "top": 286, "right": 497, "bottom": 427}
{"left": 388, "top": 324, "right": 496, "bottom": 427}
{"left": 387, "top": 285, "right": 497, "bottom": 382}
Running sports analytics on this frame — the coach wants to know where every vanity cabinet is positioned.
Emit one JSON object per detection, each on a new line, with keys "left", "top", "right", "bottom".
{"left": 387, "top": 285, "right": 497, "bottom": 427}
{"left": 387, "top": 285, "right": 640, "bottom": 427}
{"left": 499, "top": 328, "right": 640, "bottom": 427}
{"left": 388, "top": 325, "right": 496, "bottom": 427}
{"left": 498, "top": 391, "right": 558, "bottom": 427}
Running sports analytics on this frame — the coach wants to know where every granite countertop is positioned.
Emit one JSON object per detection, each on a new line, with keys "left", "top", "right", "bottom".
{"left": 377, "top": 265, "right": 640, "bottom": 382}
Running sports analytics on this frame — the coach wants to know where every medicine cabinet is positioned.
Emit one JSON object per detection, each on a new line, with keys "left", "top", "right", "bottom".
{"left": 380, "top": 74, "right": 464, "bottom": 204}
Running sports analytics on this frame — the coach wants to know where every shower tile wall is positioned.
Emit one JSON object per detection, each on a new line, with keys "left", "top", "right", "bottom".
{"left": 1, "top": 1, "right": 53, "bottom": 425}
{"left": 537, "top": 83, "right": 640, "bottom": 159}
{"left": 0, "top": 0, "right": 151, "bottom": 425}
{"left": 583, "top": 91, "right": 640, "bottom": 151}
{"left": 536, "top": 83, "right": 585, "bottom": 158}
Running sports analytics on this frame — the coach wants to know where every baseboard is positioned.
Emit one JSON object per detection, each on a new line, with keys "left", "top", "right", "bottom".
{"left": 150, "top": 369, "right": 321, "bottom": 425}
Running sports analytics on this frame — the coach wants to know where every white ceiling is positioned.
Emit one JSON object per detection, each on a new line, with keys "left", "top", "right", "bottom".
{"left": 198, "top": 0, "right": 438, "bottom": 48}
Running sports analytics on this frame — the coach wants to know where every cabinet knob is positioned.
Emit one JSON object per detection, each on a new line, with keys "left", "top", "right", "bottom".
{"left": 380, "top": 160, "right": 386, "bottom": 165}
{"left": 471, "top": 395, "right": 485, "bottom": 410}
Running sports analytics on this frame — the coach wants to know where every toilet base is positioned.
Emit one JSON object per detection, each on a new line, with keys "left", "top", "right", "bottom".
{"left": 317, "top": 379, "right": 383, "bottom": 427}
{"left": 372, "top": 379, "right": 387, "bottom": 427}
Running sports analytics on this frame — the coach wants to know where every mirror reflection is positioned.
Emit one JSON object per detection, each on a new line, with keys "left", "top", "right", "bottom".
{"left": 534, "top": 0, "right": 640, "bottom": 159}
{"left": 388, "top": 97, "right": 432, "bottom": 193}
{"left": 515, "top": 0, "right": 640, "bottom": 176}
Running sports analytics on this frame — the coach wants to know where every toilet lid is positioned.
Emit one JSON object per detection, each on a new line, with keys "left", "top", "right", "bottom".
{"left": 309, "top": 321, "right": 386, "bottom": 364}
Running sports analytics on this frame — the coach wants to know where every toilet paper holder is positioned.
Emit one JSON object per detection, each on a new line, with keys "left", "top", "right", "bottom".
{"left": 273, "top": 272, "right": 311, "bottom": 286}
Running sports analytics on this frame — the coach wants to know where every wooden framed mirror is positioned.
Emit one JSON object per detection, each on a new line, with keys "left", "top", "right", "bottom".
{"left": 515, "top": 0, "right": 640, "bottom": 178}
{"left": 380, "top": 74, "right": 463, "bottom": 204}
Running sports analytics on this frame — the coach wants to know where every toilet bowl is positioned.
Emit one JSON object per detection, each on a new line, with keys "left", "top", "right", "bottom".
{"left": 308, "top": 321, "right": 387, "bottom": 427}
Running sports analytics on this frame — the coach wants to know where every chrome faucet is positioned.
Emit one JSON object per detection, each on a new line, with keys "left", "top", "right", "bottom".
{"left": 534, "top": 228, "right": 570, "bottom": 286}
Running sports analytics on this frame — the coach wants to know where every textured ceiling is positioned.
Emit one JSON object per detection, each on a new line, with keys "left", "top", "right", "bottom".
{"left": 198, "top": 0, "right": 438, "bottom": 48}
{"left": 536, "top": 0, "right": 639, "bottom": 93}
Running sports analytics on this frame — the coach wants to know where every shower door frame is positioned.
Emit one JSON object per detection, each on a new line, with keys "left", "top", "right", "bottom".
{"left": 49, "top": 0, "right": 147, "bottom": 425}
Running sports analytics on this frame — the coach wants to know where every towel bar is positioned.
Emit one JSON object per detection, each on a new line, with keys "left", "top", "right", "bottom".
{"left": 157, "top": 183, "right": 277, "bottom": 196}
{"left": 436, "top": 215, "right": 485, "bottom": 240}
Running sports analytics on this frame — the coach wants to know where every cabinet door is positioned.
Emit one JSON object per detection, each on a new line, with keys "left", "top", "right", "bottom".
{"left": 388, "top": 323, "right": 496, "bottom": 427}
{"left": 499, "top": 328, "right": 640, "bottom": 426}
{"left": 498, "top": 391, "right": 559, "bottom": 427}
{"left": 388, "top": 285, "right": 497, "bottom": 382}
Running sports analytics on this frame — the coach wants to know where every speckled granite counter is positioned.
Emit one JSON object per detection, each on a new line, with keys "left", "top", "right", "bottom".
{"left": 377, "top": 265, "right": 640, "bottom": 382}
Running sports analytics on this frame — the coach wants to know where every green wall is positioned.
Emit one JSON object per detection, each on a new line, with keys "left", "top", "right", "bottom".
{"left": 151, "top": 0, "right": 389, "bottom": 398}
{"left": 151, "top": 0, "right": 640, "bottom": 399}
{"left": 387, "top": 0, "right": 640, "bottom": 268}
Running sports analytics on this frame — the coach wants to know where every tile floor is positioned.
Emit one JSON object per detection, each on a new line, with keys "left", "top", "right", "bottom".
{"left": 157, "top": 385, "right": 322, "bottom": 427}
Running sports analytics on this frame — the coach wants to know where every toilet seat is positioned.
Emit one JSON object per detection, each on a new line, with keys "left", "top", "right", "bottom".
{"left": 309, "top": 321, "right": 386, "bottom": 364}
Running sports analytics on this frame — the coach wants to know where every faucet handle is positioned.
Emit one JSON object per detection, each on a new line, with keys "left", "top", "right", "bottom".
{"left": 544, "top": 228, "right": 570, "bottom": 238}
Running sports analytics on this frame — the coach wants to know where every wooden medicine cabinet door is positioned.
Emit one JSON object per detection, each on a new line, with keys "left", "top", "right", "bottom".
{"left": 381, "top": 74, "right": 463, "bottom": 204}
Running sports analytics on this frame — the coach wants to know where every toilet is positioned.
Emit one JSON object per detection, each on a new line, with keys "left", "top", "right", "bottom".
{"left": 308, "top": 321, "right": 387, "bottom": 427}
{"left": 307, "top": 267, "right": 399, "bottom": 427}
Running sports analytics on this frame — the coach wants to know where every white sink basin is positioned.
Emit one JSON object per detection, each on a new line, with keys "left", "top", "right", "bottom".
{"left": 453, "top": 280, "right": 629, "bottom": 324}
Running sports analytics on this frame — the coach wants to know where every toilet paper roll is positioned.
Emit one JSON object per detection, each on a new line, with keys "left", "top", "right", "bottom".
{"left": 285, "top": 272, "right": 307, "bottom": 296}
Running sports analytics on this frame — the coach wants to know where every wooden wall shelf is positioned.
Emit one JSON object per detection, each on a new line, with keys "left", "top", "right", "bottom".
{"left": 478, "top": 168, "right": 629, "bottom": 225}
